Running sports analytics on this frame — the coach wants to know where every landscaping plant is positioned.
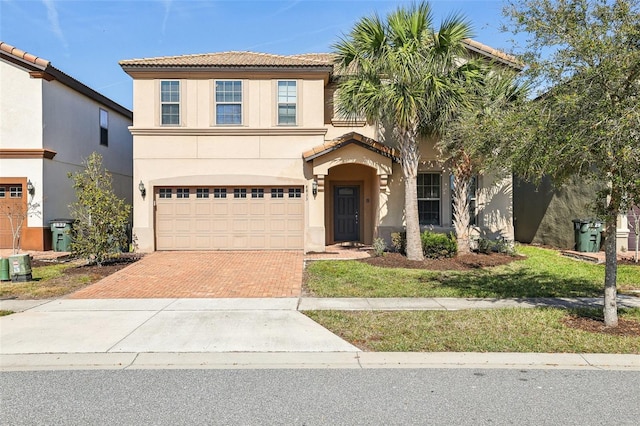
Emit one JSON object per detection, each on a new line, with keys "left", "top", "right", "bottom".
{"left": 68, "top": 152, "right": 131, "bottom": 266}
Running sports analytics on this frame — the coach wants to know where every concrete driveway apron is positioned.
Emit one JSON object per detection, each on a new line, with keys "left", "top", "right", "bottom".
{"left": 68, "top": 251, "right": 303, "bottom": 299}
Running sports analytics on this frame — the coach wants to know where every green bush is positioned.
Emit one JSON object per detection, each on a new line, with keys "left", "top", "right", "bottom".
{"left": 476, "top": 238, "right": 516, "bottom": 255}
{"left": 372, "top": 237, "right": 387, "bottom": 257}
{"left": 391, "top": 232, "right": 406, "bottom": 254}
{"left": 420, "top": 230, "right": 458, "bottom": 259}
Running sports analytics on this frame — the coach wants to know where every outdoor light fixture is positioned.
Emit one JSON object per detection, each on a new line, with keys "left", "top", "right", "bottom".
{"left": 26, "top": 179, "right": 35, "bottom": 195}
{"left": 138, "top": 180, "right": 146, "bottom": 197}
{"left": 312, "top": 180, "right": 318, "bottom": 196}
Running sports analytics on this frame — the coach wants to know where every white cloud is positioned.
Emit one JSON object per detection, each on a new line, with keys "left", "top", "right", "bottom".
{"left": 42, "top": 0, "right": 68, "bottom": 49}
{"left": 161, "top": 0, "right": 172, "bottom": 35}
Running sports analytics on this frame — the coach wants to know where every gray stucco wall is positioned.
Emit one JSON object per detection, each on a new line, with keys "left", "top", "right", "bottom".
{"left": 514, "top": 176, "right": 603, "bottom": 249}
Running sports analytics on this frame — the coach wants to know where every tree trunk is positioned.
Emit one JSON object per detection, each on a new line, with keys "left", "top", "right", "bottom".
{"left": 452, "top": 173, "right": 472, "bottom": 255}
{"left": 603, "top": 214, "right": 618, "bottom": 327}
{"left": 400, "top": 129, "right": 424, "bottom": 261}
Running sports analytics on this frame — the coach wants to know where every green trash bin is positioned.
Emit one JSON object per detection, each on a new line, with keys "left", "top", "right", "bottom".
{"left": 0, "top": 258, "right": 10, "bottom": 281}
{"left": 572, "top": 219, "right": 603, "bottom": 252}
{"left": 49, "top": 219, "right": 74, "bottom": 252}
{"left": 8, "top": 254, "right": 32, "bottom": 282}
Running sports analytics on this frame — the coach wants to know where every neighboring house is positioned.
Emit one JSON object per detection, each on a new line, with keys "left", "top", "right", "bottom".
{"left": 119, "top": 40, "right": 520, "bottom": 253}
{"left": 627, "top": 206, "right": 639, "bottom": 253}
{"left": 0, "top": 42, "right": 133, "bottom": 251}
{"left": 514, "top": 176, "right": 631, "bottom": 252}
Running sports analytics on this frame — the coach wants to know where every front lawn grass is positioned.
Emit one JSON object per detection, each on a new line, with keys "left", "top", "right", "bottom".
{"left": 305, "top": 245, "right": 640, "bottom": 298}
{"left": 305, "top": 308, "right": 640, "bottom": 353}
{"left": 0, "top": 262, "right": 91, "bottom": 299}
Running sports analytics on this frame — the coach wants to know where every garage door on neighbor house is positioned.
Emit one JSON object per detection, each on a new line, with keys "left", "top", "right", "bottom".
{"left": 155, "top": 186, "right": 304, "bottom": 250}
{"left": 0, "top": 184, "right": 24, "bottom": 249}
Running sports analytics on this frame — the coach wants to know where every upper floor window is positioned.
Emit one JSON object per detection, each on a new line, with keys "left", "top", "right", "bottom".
{"left": 215, "top": 80, "right": 242, "bottom": 125}
{"left": 161, "top": 81, "right": 180, "bottom": 125}
{"left": 277, "top": 81, "right": 297, "bottom": 125}
{"left": 99, "top": 109, "right": 108, "bottom": 146}
{"left": 417, "top": 173, "right": 440, "bottom": 226}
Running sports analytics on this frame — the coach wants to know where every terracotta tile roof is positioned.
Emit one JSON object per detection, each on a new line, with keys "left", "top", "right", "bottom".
{"left": 120, "top": 51, "right": 334, "bottom": 68}
{"left": 0, "top": 41, "right": 131, "bottom": 119}
{"left": 303, "top": 132, "right": 399, "bottom": 162}
{"left": 462, "top": 39, "right": 522, "bottom": 69}
{"left": 0, "top": 41, "right": 50, "bottom": 69}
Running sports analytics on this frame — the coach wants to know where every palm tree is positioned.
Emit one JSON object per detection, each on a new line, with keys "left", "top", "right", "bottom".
{"left": 333, "top": 1, "right": 481, "bottom": 260}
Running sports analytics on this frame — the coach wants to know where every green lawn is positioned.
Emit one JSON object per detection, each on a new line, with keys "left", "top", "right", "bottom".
{"left": 304, "top": 245, "right": 640, "bottom": 298}
{"left": 0, "top": 262, "right": 92, "bottom": 299}
{"left": 305, "top": 308, "right": 640, "bottom": 353}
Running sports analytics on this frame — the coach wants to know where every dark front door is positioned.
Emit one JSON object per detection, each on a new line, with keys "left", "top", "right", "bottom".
{"left": 334, "top": 186, "right": 360, "bottom": 242}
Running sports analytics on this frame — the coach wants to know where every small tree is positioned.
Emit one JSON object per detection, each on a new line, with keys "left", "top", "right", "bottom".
{"left": 629, "top": 206, "right": 640, "bottom": 263}
{"left": 68, "top": 152, "right": 131, "bottom": 266}
{"left": 3, "top": 195, "right": 40, "bottom": 254}
{"left": 439, "top": 71, "right": 528, "bottom": 254}
{"left": 501, "top": 0, "right": 640, "bottom": 327}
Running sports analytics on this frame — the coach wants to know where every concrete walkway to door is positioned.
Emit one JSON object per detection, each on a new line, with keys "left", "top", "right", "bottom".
{"left": 69, "top": 251, "right": 303, "bottom": 299}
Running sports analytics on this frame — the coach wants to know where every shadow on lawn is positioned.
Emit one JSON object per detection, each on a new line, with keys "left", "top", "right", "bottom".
{"left": 432, "top": 269, "right": 603, "bottom": 298}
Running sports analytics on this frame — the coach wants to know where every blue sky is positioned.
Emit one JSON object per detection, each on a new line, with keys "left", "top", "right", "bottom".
{"left": 1, "top": 0, "right": 520, "bottom": 110}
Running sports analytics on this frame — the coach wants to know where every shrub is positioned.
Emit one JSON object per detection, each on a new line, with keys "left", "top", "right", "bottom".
{"left": 391, "top": 232, "right": 406, "bottom": 254}
{"left": 420, "top": 230, "right": 458, "bottom": 259}
{"left": 372, "top": 237, "right": 387, "bottom": 257}
{"left": 476, "top": 238, "right": 516, "bottom": 255}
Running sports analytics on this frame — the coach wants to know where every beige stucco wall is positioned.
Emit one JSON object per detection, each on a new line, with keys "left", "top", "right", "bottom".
{"left": 0, "top": 60, "right": 45, "bottom": 229}
{"left": 129, "top": 72, "right": 514, "bottom": 252}
{"left": 0, "top": 58, "right": 132, "bottom": 238}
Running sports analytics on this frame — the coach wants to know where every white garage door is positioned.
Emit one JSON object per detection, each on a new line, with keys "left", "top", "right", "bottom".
{"left": 155, "top": 186, "right": 304, "bottom": 250}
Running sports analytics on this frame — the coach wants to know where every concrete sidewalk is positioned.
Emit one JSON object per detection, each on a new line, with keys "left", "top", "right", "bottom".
{"left": 1, "top": 297, "right": 639, "bottom": 371}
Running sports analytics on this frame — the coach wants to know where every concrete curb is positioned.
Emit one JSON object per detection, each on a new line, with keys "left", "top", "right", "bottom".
{"left": 2, "top": 352, "right": 639, "bottom": 372}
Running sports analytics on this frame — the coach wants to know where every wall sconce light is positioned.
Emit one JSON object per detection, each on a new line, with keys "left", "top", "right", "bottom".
{"left": 26, "top": 179, "right": 35, "bottom": 195}
{"left": 138, "top": 180, "right": 146, "bottom": 197}
{"left": 312, "top": 180, "right": 318, "bottom": 196}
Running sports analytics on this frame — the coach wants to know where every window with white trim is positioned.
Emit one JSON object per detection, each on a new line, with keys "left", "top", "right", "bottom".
{"left": 176, "top": 188, "right": 189, "bottom": 198}
{"left": 214, "top": 188, "right": 227, "bottom": 198}
{"left": 159, "top": 188, "right": 172, "bottom": 198}
{"left": 196, "top": 188, "right": 209, "bottom": 198}
{"left": 0, "top": 187, "right": 5, "bottom": 198}
{"left": 215, "top": 80, "right": 242, "bottom": 125}
{"left": 251, "top": 188, "right": 264, "bottom": 198}
{"left": 160, "top": 80, "right": 180, "bottom": 125}
{"left": 99, "top": 109, "right": 108, "bottom": 146}
{"left": 9, "top": 186, "right": 23, "bottom": 198}
{"left": 234, "top": 188, "right": 247, "bottom": 198}
{"left": 271, "top": 188, "right": 284, "bottom": 198}
{"left": 417, "top": 173, "right": 440, "bottom": 225}
{"left": 277, "top": 81, "right": 297, "bottom": 125}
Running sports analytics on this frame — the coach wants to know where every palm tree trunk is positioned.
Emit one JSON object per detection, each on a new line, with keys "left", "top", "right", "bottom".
{"left": 400, "top": 129, "right": 424, "bottom": 261}
{"left": 603, "top": 213, "right": 618, "bottom": 327}
{"left": 452, "top": 173, "right": 472, "bottom": 255}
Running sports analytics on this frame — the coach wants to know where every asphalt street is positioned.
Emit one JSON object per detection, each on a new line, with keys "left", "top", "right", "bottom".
{"left": 2, "top": 368, "right": 639, "bottom": 425}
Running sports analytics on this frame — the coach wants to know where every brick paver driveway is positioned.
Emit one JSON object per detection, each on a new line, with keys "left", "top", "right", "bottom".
{"left": 69, "top": 251, "right": 303, "bottom": 299}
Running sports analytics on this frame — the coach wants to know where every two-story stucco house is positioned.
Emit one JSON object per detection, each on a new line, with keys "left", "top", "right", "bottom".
{"left": 0, "top": 42, "right": 133, "bottom": 251}
{"left": 120, "top": 41, "right": 519, "bottom": 253}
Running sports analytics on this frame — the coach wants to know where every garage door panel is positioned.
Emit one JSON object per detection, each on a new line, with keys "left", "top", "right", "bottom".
{"left": 232, "top": 218, "right": 249, "bottom": 232}
{"left": 156, "top": 186, "right": 303, "bottom": 250}
{"left": 212, "top": 204, "right": 228, "bottom": 215}
{"left": 195, "top": 204, "right": 211, "bottom": 215}
{"left": 286, "top": 219, "right": 303, "bottom": 231}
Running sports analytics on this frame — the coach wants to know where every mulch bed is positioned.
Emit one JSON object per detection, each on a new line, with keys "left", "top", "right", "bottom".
{"left": 360, "top": 252, "right": 522, "bottom": 270}
{"left": 31, "top": 253, "right": 142, "bottom": 278}
{"left": 562, "top": 315, "right": 640, "bottom": 337}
